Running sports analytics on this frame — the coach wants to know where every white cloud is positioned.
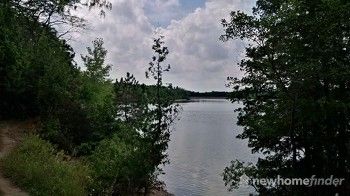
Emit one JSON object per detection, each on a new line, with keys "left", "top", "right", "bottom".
{"left": 69, "top": 0, "right": 256, "bottom": 91}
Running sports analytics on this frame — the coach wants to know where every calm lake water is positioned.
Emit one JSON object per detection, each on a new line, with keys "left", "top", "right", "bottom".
{"left": 160, "top": 99, "right": 258, "bottom": 196}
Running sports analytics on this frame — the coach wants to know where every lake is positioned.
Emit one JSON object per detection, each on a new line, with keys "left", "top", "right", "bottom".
{"left": 160, "top": 99, "right": 258, "bottom": 196}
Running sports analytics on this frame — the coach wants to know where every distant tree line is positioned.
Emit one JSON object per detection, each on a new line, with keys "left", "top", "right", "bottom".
{"left": 114, "top": 84, "right": 230, "bottom": 100}
{"left": 189, "top": 91, "right": 229, "bottom": 98}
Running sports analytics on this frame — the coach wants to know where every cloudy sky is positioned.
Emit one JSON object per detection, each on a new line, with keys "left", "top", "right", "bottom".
{"left": 70, "top": 0, "right": 256, "bottom": 92}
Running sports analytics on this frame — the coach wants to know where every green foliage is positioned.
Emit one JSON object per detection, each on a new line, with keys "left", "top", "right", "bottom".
{"left": 38, "top": 38, "right": 116, "bottom": 155}
{"left": 221, "top": 0, "right": 350, "bottom": 195}
{"left": 144, "top": 35, "right": 180, "bottom": 188}
{"left": 82, "top": 38, "right": 112, "bottom": 82}
{"left": 223, "top": 160, "right": 257, "bottom": 191}
{"left": 0, "top": 1, "right": 113, "bottom": 118}
{"left": 88, "top": 129, "right": 153, "bottom": 195}
{"left": 0, "top": 2, "right": 91, "bottom": 150}
{"left": 1, "top": 135, "right": 91, "bottom": 196}
{"left": 1, "top": 1, "right": 181, "bottom": 195}
{"left": 8, "top": 0, "right": 111, "bottom": 27}
{"left": 146, "top": 36, "right": 170, "bottom": 86}
{"left": 108, "top": 36, "right": 182, "bottom": 195}
{"left": 0, "top": 2, "right": 79, "bottom": 118}
{"left": 74, "top": 38, "right": 116, "bottom": 155}
{"left": 114, "top": 72, "right": 147, "bottom": 124}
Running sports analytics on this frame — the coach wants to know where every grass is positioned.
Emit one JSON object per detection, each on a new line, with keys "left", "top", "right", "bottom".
{"left": 1, "top": 135, "right": 90, "bottom": 196}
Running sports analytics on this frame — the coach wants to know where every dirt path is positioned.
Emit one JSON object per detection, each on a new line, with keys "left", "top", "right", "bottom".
{"left": 0, "top": 120, "right": 37, "bottom": 196}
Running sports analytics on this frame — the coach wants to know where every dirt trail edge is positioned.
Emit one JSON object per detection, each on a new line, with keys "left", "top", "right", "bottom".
{"left": 0, "top": 120, "right": 37, "bottom": 196}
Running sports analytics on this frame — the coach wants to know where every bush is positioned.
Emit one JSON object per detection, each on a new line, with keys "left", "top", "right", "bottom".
{"left": 88, "top": 131, "right": 153, "bottom": 195}
{"left": 1, "top": 135, "right": 91, "bottom": 196}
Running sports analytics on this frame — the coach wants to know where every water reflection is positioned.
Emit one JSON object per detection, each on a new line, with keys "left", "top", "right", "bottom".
{"left": 160, "top": 99, "right": 258, "bottom": 196}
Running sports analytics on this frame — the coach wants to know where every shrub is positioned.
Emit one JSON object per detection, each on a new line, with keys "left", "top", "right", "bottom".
{"left": 1, "top": 135, "right": 91, "bottom": 196}
{"left": 88, "top": 131, "right": 153, "bottom": 195}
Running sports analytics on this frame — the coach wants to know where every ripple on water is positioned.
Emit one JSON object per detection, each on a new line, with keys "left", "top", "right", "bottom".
{"left": 161, "top": 99, "right": 258, "bottom": 196}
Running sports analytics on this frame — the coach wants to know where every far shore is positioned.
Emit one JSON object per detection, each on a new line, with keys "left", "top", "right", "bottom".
{"left": 175, "top": 97, "right": 229, "bottom": 103}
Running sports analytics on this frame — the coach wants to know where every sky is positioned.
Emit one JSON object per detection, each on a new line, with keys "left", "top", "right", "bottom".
{"left": 69, "top": 0, "right": 256, "bottom": 92}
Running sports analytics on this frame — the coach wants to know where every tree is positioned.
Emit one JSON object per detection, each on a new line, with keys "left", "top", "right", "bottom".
{"left": 1, "top": 1, "right": 184, "bottom": 195}
{"left": 143, "top": 35, "right": 180, "bottom": 194}
{"left": 221, "top": 0, "right": 350, "bottom": 195}
{"left": 146, "top": 35, "right": 171, "bottom": 141}
{"left": 89, "top": 131, "right": 151, "bottom": 195}
{"left": 41, "top": 38, "right": 115, "bottom": 155}
{"left": 75, "top": 38, "right": 116, "bottom": 155}
{"left": 0, "top": 0, "right": 112, "bottom": 119}
{"left": 82, "top": 38, "right": 111, "bottom": 82}
{"left": 114, "top": 72, "right": 144, "bottom": 123}
{"left": 0, "top": 0, "right": 82, "bottom": 119}
{"left": 8, "top": 0, "right": 112, "bottom": 28}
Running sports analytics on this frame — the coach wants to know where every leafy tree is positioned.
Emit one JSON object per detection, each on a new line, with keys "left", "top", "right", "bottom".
{"left": 39, "top": 38, "right": 115, "bottom": 155}
{"left": 0, "top": 0, "right": 81, "bottom": 119}
{"left": 221, "top": 0, "right": 350, "bottom": 195}
{"left": 0, "top": 0, "right": 112, "bottom": 119}
{"left": 74, "top": 38, "right": 116, "bottom": 155}
{"left": 82, "top": 38, "right": 111, "bottom": 82}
